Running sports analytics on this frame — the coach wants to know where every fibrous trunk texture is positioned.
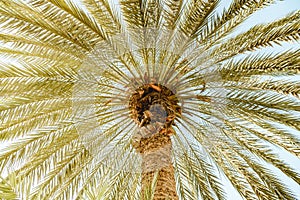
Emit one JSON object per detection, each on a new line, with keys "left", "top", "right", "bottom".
{"left": 129, "top": 83, "right": 180, "bottom": 199}
{"left": 142, "top": 141, "right": 178, "bottom": 199}
{"left": 133, "top": 127, "right": 178, "bottom": 200}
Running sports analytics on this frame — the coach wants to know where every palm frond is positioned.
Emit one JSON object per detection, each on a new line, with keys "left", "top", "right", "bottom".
{"left": 179, "top": 0, "right": 219, "bottom": 37}
{"left": 214, "top": 10, "right": 300, "bottom": 62}
{"left": 0, "top": 0, "right": 300, "bottom": 199}
{"left": 200, "top": 0, "right": 276, "bottom": 46}
{"left": 159, "top": 0, "right": 183, "bottom": 30}
{"left": 220, "top": 49, "right": 300, "bottom": 80}
{"left": 0, "top": 175, "right": 17, "bottom": 199}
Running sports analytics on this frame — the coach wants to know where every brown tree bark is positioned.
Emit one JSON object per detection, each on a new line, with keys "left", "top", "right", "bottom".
{"left": 129, "top": 83, "right": 180, "bottom": 199}
{"left": 132, "top": 126, "right": 178, "bottom": 200}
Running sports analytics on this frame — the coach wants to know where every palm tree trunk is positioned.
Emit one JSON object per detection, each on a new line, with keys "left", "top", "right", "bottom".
{"left": 133, "top": 127, "right": 178, "bottom": 200}
{"left": 129, "top": 83, "right": 180, "bottom": 199}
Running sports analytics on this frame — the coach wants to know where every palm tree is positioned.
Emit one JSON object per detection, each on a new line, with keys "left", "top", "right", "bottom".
{"left": 0, "top": 0, "right": 300, "bottom": 199}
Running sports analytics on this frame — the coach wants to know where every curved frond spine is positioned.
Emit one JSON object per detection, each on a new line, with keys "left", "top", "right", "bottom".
{"left": 200, "top": 0, "right": 275, "bottom": 46}
{"left": 0, "top": 176, "right": 17, "bottom": 199}
{"left": 213, "top": 10, "right": 300, "bottom": 62}
{"left": 219, "top": 50, "right": 300, "bottom": 81}
{"left": 179, "top": 0, "right": 218, "bottom": 38}
{"left": 159, "top": 0, "right": 183, "bottom": 30}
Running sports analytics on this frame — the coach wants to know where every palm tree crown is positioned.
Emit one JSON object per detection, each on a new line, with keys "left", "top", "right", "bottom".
{"left": 0, "top": 0, "right": 300, "bottom": 199}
